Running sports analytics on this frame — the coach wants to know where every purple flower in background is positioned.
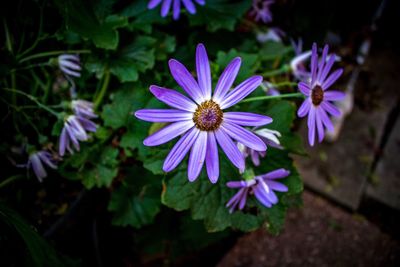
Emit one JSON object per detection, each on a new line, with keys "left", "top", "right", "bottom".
{"left": 28, "top": 151, "right": 57, "bottom": 182}
{"left": 238, "top": 127, "right": 282, "bottom": 166}
{"left": 58, "top": 54, "right": 81, "bottom": 78}
{"left": 135, "top": 43, "right": 271, "bottom": 183}
{"left": 72, "top": 100, "right": 97, "bottom": 119}
{"left": 297, "top": 43, "right": 345, "bottom": 146}
{"left": 59, "top": 115, "right": 97, "bottom": 156}
{"left": 290, "top": 39, "right": 312, "bottom": 82}
{"left": 256, "top": 28, "right": 285, "bottom": 43}
{"left": 226, "top": 168, "right": 289, "bottom": 213}
{"left": 250, "top": 0, "right": 274, "bottom": 23}
{"left": 148, "top": 0, "right": 205, "bottom": 20}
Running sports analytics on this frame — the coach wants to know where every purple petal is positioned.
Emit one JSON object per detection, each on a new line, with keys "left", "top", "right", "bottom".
{"left": 263, "top": 168, "right": 290, "bottom": 179}
{"left": 264, "top": 189, "right": 278, "bottom": 204}
{"left": 30, "top": 154, "right": 47, "bottom": 182}
{"left": 253, "top": 186, "right": 272, "bottom": 208}
{"left": 163, "top": 127, "right": 200, "bottom": 172}
{"left": 148, "top": 0, "right": 163, "bottom": 9}
{"left": 220, "top": 75, "right": 263, "bottom": 109}
{"left": 321, "top": 69, "right": 343, "bottom": 90}
{"left": 206, "top": 131, "right": 219, "bottom": 183}
{"left": 226, "top": 188, "right": 245, "bottom": 211}
{"left": 297, "top": 99, "right": 311, "bottom": 117}
{"left": 150, "top": 85, "right": 197, "bottom": 112}
{"left": 324, "top": 91, "right": 345, "bottom": 101}
{"left": 143, "top": 121, "right": 194, "bottom": 146}
{"left": 308, "top": 106, "right": 316, "bottom": 146}
{"left": 298, "top": 82, "right": 311, "bottom": 96}
{"left": 320, "top": 54, "right": 336, "bottom": 82}
{"left": 310, "top": 43, "right": 318, "bottom": 85}
{"left": 188, "top": 131, "right": 207, "bottom": 182}
{"left": 318, "top": 108, "right": 334, "bottom": 132}
{"left": 213, "top": 57, "right": 241, "bottom": 103}
{"left": 135, "top": 109, "right": 192, "bottom": 122}
{"left": 196, "top": 44, "right": 212, "bottom": 99}
{"left": 37, "top": 152, "right": 57, "bottom": 169}
{"left": 266, "top": 180, "right": 288, "bottom": 192}
{"left": 169, "top": 59, "right": 204, "bottom": 104}
{"left": 78, "top": 117, "right": 97, "bottom": 132}
{"left": 316, "top": 44, "right": 329, "bottom": 84}
{"left": 173, "top": 0, "right": 180, "bottom": 20}
{"left": 59, "top": 127, "right": 68, "bottom": 156}
{"left": 321, "top": 101, "right": 341, "bottom": 117}
{"left": 195, "top": 0, "right": 205, "bottom": 5}
{"left": 227, "top": 179, "right": 256, "bottom": 188}
{"left": 222, "top": 122, "right": 266, "bottom": 151}
{"left": 161, "top": 0, "right": 172, "bottom": 17}
{"left": 65, "top": 124, "right": 81, "bottom": 151}
{"left": 182, "top": 0, "right": 196, "bottom": 14}
{"left": 215, "top": 128, "right": 245, "bottom": 172}
{"left": 224, "top": 112, "right": 272, "bottom": 127}
{"left": 251, "top": 150, "right": 261, "bottom": 166}
{"left": 315, "top": 108, "right": 324, "bottom": 143}
{"left": 60, "top": 66, "right": 81, "bottom": 77}
{"left": 238, "top": 188, "right": 248, "bottom": 210}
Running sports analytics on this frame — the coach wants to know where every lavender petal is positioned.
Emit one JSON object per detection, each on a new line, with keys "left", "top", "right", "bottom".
{"left": 161, "top": 0, "right": 172, "bottom": 17}
{"left": 196, "top": 43, "right": 212, "bottom": 99}
{"left": 213, "top": 57, "right": 241, "bottom": 103}
{"left": 222, "top": 122, "right": 267, "bottom": 151}
{"left": 182, "top": 0, "right": 196, "bottom": 14}
{"left": 220, "top": 75, "right": 263, "bottom": 109}
{"left": 206, "top": 131, "right": 219, "bottom": 183}
{"left": 324, "top": 91, "right": 345, "bottom": 101}
{"left": 308, "top": 106, "right": 316, "bottom": 146}
{"left": 297, "top": 99, "right": 311, "bottom": 117}
{"left": 143, "top": 121, "right": 194, "bottom": 146}
{"left": 298, "top": 81, "right": 311, "bottom": 96}
{"left": 188, "top": 131, "right": 207, "bottom": 182}
{"left": 224, "top": 112, "right": 272, "bottom": 127}
{"left": 135, "top": 109, "right": 192, "bottom": 122}
{"left": 266, "top": 180, "right": 288, "bottom": 192}
{"left": 150, "top": 85, "right": 197, "bottom": 112}
{"left": 322, "top": 69, "right": 343, "bottom": 90}
{"left": 321, "top": 101, "right": 341, "bottom": 117}
{"left": 148, "top": 0, "right": 162, "bottom": 9}
{"left": 215, "top": 128, "right": 245, "bottom": 172}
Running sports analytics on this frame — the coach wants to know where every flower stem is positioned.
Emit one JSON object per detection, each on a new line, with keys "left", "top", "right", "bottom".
{"left": 261, "top": 64, "right": 290, "bottom": 78}
{"left": 241, "top": 92, "right": 304, "bottom": 103}
{"left": 2, "top": 88, "right": 60, "bottom": 117}
{"left": 18, "top": 49, "right": 91, "bottom": 64}
{"left": 0, "top": 175, "right": 23, "bottom": 189}
{"left": 94, "top": 70, "right": 111, "bottom": 110}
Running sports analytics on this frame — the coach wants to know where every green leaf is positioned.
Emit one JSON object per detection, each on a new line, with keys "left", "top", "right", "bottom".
{"left": 108, "top": 166, "right": 161, "bottom": 228}
{"left": 216, "top": 49, "right": 259, "bottom": 83}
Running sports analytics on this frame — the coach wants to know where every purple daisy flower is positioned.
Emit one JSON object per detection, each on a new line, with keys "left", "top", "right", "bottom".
{"left": 59, "top": 115, "right": 97, "bottom": 156}
{"left": 250, "top": 0, "right": 274, "bottom": 24}
{"left": 226, "top": 168, "right": 289, "bottom": 213}
{"left": 238, "top": 127, "right": 282, "bottom": 166}
{"left": 58, "top": 54, "right": 81, "bottom": 78}
{"left": 135, "top": 43, "right": 271, "bottom": 183}
{"left": 28, "top": 151, "right": 57, "bottom": 182}
{"left": 297, "top": 43, "right": 345, "bottom": 146}
{"left": 71, "top": 100, "right": 97, "bottom": 119}
{"left": 148, "top": 0, "right": 205, "bottom": 20}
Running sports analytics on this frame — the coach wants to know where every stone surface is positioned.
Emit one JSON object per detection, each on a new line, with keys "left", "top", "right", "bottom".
{"left": 217, "top": 191, "right": 400, "bottom": 267}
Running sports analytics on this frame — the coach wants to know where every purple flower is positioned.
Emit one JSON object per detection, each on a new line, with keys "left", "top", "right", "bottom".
{"left": 28, "top": 151, "right": 57, "bottom": 182}
{"left": 148, "top": 0, "right": 205, "bottom": 20}
{"left": 250, "top": 0, "right": 274, "bottom": 23}
{"left": 256, "top": 27, "right": 285, "bottom": 43}
{"left": 297, "top": 43, "right": 345, "bottom": 146}
{"left": 58, "top": 54, "right": 81, "bottom": 78}
{"left": 238, "top": 127, "right": 282, "bottom": 166}
{"left": 135, "top": 43, "right": 271, "bottom": 183}
{"left": 59, "top": 115, "right": 97, "bottom": 156}
{"left": 226, "top": 168, "right": 289, "bottom": 213}
{"left": 72, "top": 100, "right": 97, "bottom": 119}
{"left": 290, "top": 41, "right": 312, "bottom": 82}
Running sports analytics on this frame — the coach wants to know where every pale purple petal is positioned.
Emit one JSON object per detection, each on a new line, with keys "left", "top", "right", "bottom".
{"left": 215, "top": 128, "right": 245, "bottom": 172}
{"left": 310, "top": 43, "right": 318, "bottom": 85}
{"left": 321, "top": 101, "right": 341, "bottom": 117}
{"left": 324, "top": 91, "right": 345, "bottom": 101}
{"left": 298, "top": 81, "right": 311, "bottom": 96}
{"left": 161, "top": 0, "right": 172, "bottom": 17}
{"left": 308, "top": 106, "right": 316, "bottom": 146}
{"left": 78, "top": 117, "right": 97, "bottom": 132}
{"left": 238, "top": 188, "right": 248, "bottom": 210}
{"left": 182, "top": 0, "right": 196, "bottom": 14}
{"left": 213, "top": 57, "right": 241, "bottom": 103}
{"left": 168, "top": 59, "right": 204, "bottom": 104}
{"left": 59, "top": 127, "right": 68, "bottom": 156}
{"left": 265, "top": 181, "right": 288, "bottom": 192}
{"left": 148, "top": 0, "right": 163, "bottom": 9}
{"left": 263, "top": 168, "right": 290, "bottom": 179}
{"left": 222, "top": 122, "right": 266, "bottom": 151}
{"left": 59, "top": 66, "right": 81, "bottom": 77}
{"left": 135, "top": 109, "right": 192, "bottom": 122}
{"left": 188, "top": 131, "right": 207, "bottom": 182}
{"left": 321, "top": 69, "right": 343, "bottom": 90}
{"left": 315, "top": 108, "right": 324, "bottom": 142}
{"left": 227, "top": 179, "right": 256, "bottom": 188}
{"left": 196, "top": 43, "right": 212, "bottom": 99}
{"left": 163, "top": 127, "right": 200, "bottom": 172}
{"left": 251, "top": 150, "right": 261, "bottom": 166}
{"left": 253, "top": 186, "right": 272, "bottom": 208}
{"left": 318, "top": 108, "right": 334, "bottom": 132}
{"left": 206, "top": 132, "right": 219, "bottom": 183}
{"left": 30, "top": 154, "right": 47, "bottom": 182}
{"left": 150, "top": 85, "right": 197, "bottom": 112}
{"left": 224, "top": 112, "right": 272, "bottom": 127}
{"left": 220, "top": 75, "right": 263, "bottom": 109}
{"left": 143, "top": 121, "right": 194, "bottom": 146}
{"left": 37, "top": 152, "right": 57, "bottom": 169}
{"left": 173, "top": 0, "right": 180, "bottom": 20}
{"left": 65, "top": 124, "right": 81, "bottom": 151}
{"left": 320, "top": 54, "right": 336, "bottom": 82}
{"left": 316, "top": 44, "right": 329, "bottom": 84}
{"left": 195, "top": 0, "right": 205, "bottom": 5}
{"left": 297, "top": 99, "right": 311, "bottom": 117}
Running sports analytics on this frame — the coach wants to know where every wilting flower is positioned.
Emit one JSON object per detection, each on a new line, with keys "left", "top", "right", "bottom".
{"left": 59, "top": 115, "right": 97, "bottom": 156}
{"left": 135, "top": 43, "right": 271, "bottom": 183}
{"left": 226, "top": 168, "right": 289, "bottom": 213}
{"left": 58, "top": 54, "right": 81, "bottom": 78}
{"left": 250, "top": 0, "right": 274, "bottom": 23}
{"left": 297, "top": 43, "right": 345, "bottom": 146}
{"left": 148, "top": 0, "right": 205, "bottom": 20}
{"left": 238, "top": 127, "right": 282, "bottom": 166}
{"left": 71, "top": 100, "right": 97, "bottom": 119}
{"left": 28, "top": 151, "right": 57, "bottom": 182}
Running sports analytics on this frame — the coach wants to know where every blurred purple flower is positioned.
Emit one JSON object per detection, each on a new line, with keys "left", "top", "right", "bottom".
{"left": 28, "top": 151, "right": 57, "bottom": 182}
{"left": 297, "top": 43, "right": 345, "bottom": 146}
{"left": 135, "top": 43, "right": 271, "bottom": 183}
{"left": 256, "top": 27, "right": 285, "bottom": 43}
{"left": 72, "top": 100, "right": 97, "bottom": 119}
{"left": 290, "top": 39, "right": 312, "bottom": 82}
{"left": 238, "top": 127, "right": 282, "bottom": 166}
{"left": 58, "top": 54, "right": 81, "bottom": 78}
{"left": 59, "top": 115, "right": 97, "bottom": 156}
{"left": 226, "top": 168, "right": 289, "bottom": 213}
{"left": 148, "top": 0, "right": 205, "bottom": 20}
{"left": 250, "top": 0, "right": 274, "bottom": 23}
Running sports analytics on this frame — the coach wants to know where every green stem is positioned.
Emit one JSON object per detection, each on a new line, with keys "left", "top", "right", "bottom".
{"left": 94, "top": 70, "right": 111, "bottom": 110}
{"left": 4, "top": 19, "right": 13, "bottom": 54}
{"left": 0, "top": 175, "right": 23, "bottom": 189}
{"left": 241, "top": 92, "right": 304, "bottom": 103}
{"left": 2, "top": 88, "right": 60, "bottom": 117}
{"left": 18, "top": 49, "right": 91, "bottom": 64}
{"left": 261, "top": 64, "right": 291, "bottom": 78}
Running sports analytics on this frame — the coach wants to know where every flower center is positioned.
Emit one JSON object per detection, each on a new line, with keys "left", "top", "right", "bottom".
{"left": 193, "top": 100, "right": 223, "bottom": 131}
{"left": 311, "top": 85, "right": 324, "bottom": 106}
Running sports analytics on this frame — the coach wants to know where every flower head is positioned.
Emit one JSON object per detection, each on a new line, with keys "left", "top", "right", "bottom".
{"left": 59, "top": 115, "right": 97, "bottom": 156}
{"left": 148, "top": 0, "right": 205, "bottom": 20}
{"left": 135, "top": 43, "right": 271, "bottom": 183}
{"left": 226, "top": 168, "right": 289, "bottom": 213}
{"left": 297, "top": 43, "right": 345, "bottom": 146}
{"left": 28, "top": 151, "right": 57, "bottom": 182}
{"left": 72, "top": 100, "right": 97, "bottom": 119}
{"left": 58, "top": 54, "right": 81, "bottom": 78}
{"left": 289, "top": 39, "right": 312, "bottom": 82}
{"left": 250, "top": 0, "right": 274, "bottom": 23}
